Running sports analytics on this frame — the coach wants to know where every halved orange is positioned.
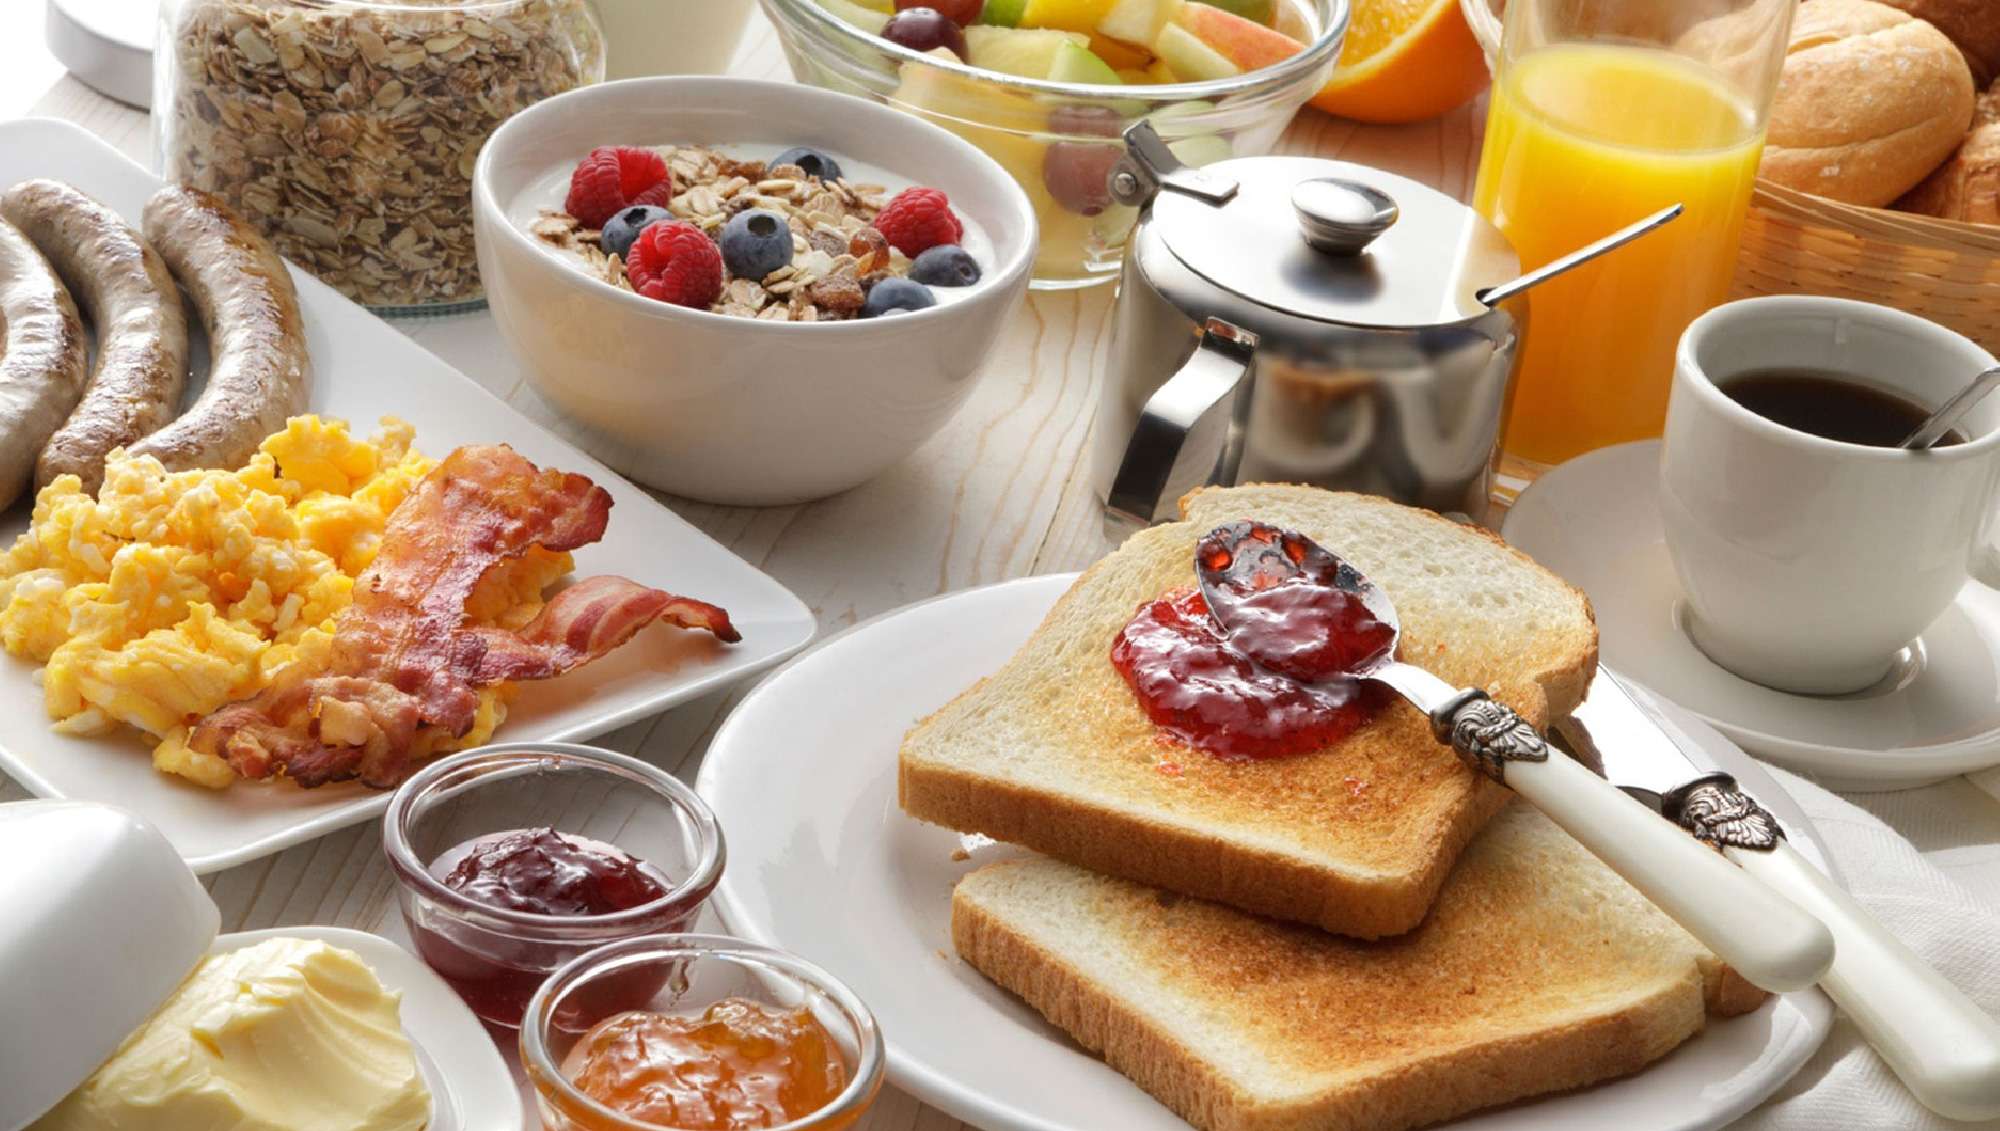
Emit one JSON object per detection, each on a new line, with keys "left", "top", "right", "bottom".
{"left": 1310, "top": 0, "right": 1491, "bottom": 124}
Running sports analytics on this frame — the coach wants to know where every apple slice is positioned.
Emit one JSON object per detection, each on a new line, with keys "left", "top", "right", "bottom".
{"left": 1172, "top": 1, "right": 1303, "bottom": 70}
{"left": 978, "top": 0, "right": 1030, "bottom": 25}
{"left": 965, "top": 25, "right": 1091, "bottom": 77}
{"left": 1152, "top": 22, "right": 1241, "bottom": 80}
{"left": 1097, "top": 0, "right": 1182, "bottom": 45}
{"left": 1049, "top": 40, "right": 1123, "bottom": 83}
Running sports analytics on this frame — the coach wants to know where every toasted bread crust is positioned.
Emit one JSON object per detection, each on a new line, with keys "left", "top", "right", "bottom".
{"left": 950, "top": 807, "right": 1761, "bottom": 1131}
{"left": 955, "top": 894, "right": 1704, "bottom": 1131}
{"left": 904, "top": 753, "right": 1510, "bottom": 939}
{"left": 901, "top": 486, "right": 1597, "bottom": 938}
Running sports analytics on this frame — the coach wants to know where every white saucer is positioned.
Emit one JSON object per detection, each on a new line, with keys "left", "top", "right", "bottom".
{"left": 1503, "top": 440, "right": 2000, "bottom": 791}
{"left": 697, "top": 573, "right": 1832, "bottom": 1131}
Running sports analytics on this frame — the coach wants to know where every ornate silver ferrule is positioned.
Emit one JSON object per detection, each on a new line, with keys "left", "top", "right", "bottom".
{"left": 1669, "top": 775, "right": 1784, "bottom": 852}
{"left": 1431, "top": 690, "right": 1550, "bottom": 783}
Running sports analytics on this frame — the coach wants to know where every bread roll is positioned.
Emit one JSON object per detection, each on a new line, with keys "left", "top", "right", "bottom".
{"left": 1899, "top": 84, "right": 2000, "bottom": 223}
{"left": 1762, "top": 0, "right": 1976, "bottom": 208}
{"left": 1881, "top": 0, "right": 2000, "bottom": 87}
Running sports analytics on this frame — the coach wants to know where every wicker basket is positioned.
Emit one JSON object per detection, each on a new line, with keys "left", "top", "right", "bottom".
{"left": 1456, "top": 0, "right": 2000, "bottom": 355}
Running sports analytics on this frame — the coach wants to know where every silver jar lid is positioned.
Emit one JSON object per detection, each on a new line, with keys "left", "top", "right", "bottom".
{"left": 1145, "top": 155, "right": 1518, "bottom": 330}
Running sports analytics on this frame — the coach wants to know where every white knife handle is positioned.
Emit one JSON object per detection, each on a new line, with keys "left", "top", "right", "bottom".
{"left": 1503, "top": 751, "right": 1834, "bottom": 992}
{"left": 1732, "top": 840, "right": 2000, "bottom": 1120}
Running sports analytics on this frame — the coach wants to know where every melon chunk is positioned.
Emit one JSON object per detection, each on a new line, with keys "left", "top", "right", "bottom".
{"left": 965, "top": 25, "right": 1092, "bottom": 77}
{"left": 1098, "top": 0, "right": 1183, "bottom": 45}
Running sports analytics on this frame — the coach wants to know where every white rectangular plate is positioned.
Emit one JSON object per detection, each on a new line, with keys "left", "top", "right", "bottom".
{"left": 0, "top": 119, "right": 816, "bottom": 873}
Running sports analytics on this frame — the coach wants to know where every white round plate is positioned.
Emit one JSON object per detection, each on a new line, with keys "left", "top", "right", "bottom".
{"left": 698, "top": 573, "right": 1833, "bottom": 1131}
{"left": 1503, "top": 441, "right": 2000, "bottom": 791}
{"left": 209, "top": 927, "right": 522, "bottom": 1131}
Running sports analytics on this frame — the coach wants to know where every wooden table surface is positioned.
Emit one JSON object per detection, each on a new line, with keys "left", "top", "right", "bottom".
{"left": 2, "top": 10, "right": 1486, "bottom": 1128}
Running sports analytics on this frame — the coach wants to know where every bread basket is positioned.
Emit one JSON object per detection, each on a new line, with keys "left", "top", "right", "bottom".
{"left": 1458, "top": 0, "right": 2000, "bottom": 354}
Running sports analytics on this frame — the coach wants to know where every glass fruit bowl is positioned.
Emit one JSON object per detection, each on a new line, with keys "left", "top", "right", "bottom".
{"left": 759, "top": 0, "right": 1347, "bottom": 288}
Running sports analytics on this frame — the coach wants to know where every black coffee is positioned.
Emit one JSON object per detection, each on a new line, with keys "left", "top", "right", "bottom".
{"left": 1719, "top": 368, "right": 1964, "bottom": 448}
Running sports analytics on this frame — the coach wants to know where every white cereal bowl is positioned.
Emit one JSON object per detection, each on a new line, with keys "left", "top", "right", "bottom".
{"left": 474, "top": 76, "right": 1036, "bottom": 506}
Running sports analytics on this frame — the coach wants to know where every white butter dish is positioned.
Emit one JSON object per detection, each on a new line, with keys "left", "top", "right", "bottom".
{"left": 0, "top": 800, "right": 521, "bottom": 1131}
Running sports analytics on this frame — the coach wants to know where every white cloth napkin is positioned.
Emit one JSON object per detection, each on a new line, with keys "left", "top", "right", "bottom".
{"left": 1734, "top": 766, "right": 2000, "bottom": 1130}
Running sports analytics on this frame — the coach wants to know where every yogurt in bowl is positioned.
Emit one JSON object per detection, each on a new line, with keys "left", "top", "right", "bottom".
{"left": 473, "top": 76, "right": 1037, "bottom": 506}
{"left": 516, "top": 142, "right": 1000, "bottom": 321}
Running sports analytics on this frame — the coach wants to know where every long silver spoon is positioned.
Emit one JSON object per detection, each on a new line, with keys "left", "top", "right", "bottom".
{"left": 1901, "top": 366, "right": 2000, "bottom": 450}
{"left": 1193, "top": 521, "right": 1833, "bottom": 992}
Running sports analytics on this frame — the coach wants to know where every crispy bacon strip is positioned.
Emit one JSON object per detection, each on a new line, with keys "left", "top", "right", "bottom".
{"left": 190, "top": 444, "right": 738, "bottom": 789}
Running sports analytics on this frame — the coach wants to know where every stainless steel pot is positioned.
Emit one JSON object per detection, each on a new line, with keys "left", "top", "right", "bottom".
{"left": 1092, "top": 123, "right": 1527, "bottom": 529}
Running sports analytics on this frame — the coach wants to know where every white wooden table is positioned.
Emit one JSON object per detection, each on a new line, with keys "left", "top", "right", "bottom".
{"left": 10, "top": 8, "right": 2000, "bottom": 1131}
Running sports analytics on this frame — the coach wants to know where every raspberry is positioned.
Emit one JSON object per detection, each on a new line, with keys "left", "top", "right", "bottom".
{"left": 871, "top": 187, "right": 964, "bottom": 258}
{"left": 625, "top": 221, "right": 723, "bottom": 309}
{"left": 565, "top": 146, "right": 673, "bottom": 229}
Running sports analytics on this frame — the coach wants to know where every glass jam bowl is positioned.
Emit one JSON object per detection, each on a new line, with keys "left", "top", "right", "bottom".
{"left": 758, "top": 0, "right": 1347, "bottom": 289}
{"left": 382, "top": 742, "right": 724, "bottom": 1028}
{"left": 523, "top": 934, "right": 886, "bottom": 1131}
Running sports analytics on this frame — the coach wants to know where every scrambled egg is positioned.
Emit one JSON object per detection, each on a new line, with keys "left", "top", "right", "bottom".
{"left": 0, "top": 416, "right": 570, "bottom": 789}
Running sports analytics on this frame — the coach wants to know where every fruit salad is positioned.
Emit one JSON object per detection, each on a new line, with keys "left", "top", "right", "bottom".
{"left": 528, "top": 144, "right": 994, "bottom": 320}
{"left": 819, "top": 0, "right": 1311, "bottom": 86}
{"left": 775, "top": 0, "right": 1334, "bottom": 284}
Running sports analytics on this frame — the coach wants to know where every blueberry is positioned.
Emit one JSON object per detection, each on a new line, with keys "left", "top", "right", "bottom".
{"left": 909, "top": 244, "right": 981, "bottom": 288}
{"left": 771, "top": 147, "right": 843, "bottom": 183}
{"left": 598, "top": 205, "right": 671, "bottom": 261}
{"left": 718, "top": 209, "right": 795, "bottom": 280}
{"left": 862, "top": 276, "right": 937, "bottom": 318}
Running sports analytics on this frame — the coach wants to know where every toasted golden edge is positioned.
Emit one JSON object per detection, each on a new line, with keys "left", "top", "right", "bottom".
{"left": 900, "top": 487, "right": 1596, "bottom": 938}
{"left": 904, "top": 752, "right": 1512, "bottom": 938}
{"left": 951, "top": 885, "right": 1749, "bottom": 1131}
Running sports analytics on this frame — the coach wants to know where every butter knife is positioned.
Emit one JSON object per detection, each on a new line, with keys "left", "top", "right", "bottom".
{"left": 1564, "top": 670, "right": 2000, "bottom": 1121}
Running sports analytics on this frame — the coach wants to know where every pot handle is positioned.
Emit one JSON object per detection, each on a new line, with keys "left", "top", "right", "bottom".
{"left": 1106, "top": 318, "right": 1259, "bottom": 526}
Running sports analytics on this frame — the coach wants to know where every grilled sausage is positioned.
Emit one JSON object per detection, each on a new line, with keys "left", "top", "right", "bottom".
{"left": 0, "top": 217, "right": 88, "bottom": 509}
{"left": 131, "top": 186, "right": 311, "bottom": 473}
{"left": 2, "top": 179, "right": 190, "bottom": 496}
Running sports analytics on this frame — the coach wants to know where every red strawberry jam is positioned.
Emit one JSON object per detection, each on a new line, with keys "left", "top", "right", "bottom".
{"left": 412, "top": 829, "right": 682, "bottom": 1026}
{"left": 1110, "top": 588, "right": 1389, "bottom": 761}
{"left": 443, "top": 828, "right": 667, "bottom": 916}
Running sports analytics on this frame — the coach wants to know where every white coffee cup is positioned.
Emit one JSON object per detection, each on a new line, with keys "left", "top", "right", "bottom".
{"left": 1660, "top": 296, "right": 2000, "bottom": 695}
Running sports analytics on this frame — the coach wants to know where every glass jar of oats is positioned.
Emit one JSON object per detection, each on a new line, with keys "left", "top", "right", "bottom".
{"left": 155, "top": 0, "right": 604, "bottom": 314}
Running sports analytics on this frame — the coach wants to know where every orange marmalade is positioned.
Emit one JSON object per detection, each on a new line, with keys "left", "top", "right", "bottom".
{"left": 560, "top": 999, "right": 848, "bottom": 1129}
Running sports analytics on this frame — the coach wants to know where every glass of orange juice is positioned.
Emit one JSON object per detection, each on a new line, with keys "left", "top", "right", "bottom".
{"left": 1475, "top": 0, "right": 1795, "bottom": 480}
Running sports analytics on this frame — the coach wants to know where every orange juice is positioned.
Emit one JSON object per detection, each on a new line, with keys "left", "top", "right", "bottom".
{"left": 1475, "top": 43, "right": 1764, "bottom": 469}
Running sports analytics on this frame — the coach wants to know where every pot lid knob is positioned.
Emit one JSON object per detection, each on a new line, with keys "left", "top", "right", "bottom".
{"left": 1293, "top": 178, "right": 1398, "bottom": 256}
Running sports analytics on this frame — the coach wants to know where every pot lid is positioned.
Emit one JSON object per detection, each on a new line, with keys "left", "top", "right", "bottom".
{"left": 1146, "top": 154, "right": 1519, "bottom": 330}
{"left": 0, "top": 800, "right": 218, "bottom": 1131}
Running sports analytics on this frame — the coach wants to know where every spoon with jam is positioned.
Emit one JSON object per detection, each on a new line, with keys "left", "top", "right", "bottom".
{"left": 1194, "top": 520, "right": 1834, "bottom": 995}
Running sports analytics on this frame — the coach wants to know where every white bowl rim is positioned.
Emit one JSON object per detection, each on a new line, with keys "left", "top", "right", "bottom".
{"left": 474, "top": 75, "right": 1038, "bottom": 335}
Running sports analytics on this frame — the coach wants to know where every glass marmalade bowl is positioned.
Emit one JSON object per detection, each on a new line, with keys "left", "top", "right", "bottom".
{"left": 381, "top": 742, "right": 725, "bottom": 1029}
{"left": 758, "top": 0, "right": 1347, "bottom": 289}
{"left": 155, "top": 0, "right": 605, "bottom": 315}
{"left": 523, "top": 935, "right": 886, "bottom": 1131}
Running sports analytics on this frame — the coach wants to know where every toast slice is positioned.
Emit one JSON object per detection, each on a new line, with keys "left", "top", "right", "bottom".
{"left": 900, "top": 485, "right": 1596, "bottom": 937}
{"left": 952, "top": 804, "right": 1766, "bottom": 1131}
